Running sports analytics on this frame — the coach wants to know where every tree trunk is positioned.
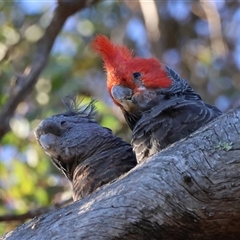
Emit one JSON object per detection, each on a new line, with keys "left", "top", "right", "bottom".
{"left": 2, "top": 107, "right": 240, "bottom": 240}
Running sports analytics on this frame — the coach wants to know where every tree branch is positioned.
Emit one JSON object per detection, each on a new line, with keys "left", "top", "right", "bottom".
{"left": 2, "top": 107, "right": 240, "bottom": 240}
{"left": 0, "top": 198, "right": 72, "bottom": 223}
{"left": 0, "top": 0, "right": 99, "bottom": 139}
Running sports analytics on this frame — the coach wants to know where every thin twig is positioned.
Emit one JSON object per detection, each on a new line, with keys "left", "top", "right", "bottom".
{"left": 200, "top": 0, "right": 227, "bottom": 57}
{"left": 0, "top": 0, "right": 100, "bottom": 139}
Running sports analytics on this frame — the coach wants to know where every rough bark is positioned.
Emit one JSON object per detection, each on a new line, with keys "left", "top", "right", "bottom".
{"left": 2, "top": 107, "right": 240, "bottom": 240}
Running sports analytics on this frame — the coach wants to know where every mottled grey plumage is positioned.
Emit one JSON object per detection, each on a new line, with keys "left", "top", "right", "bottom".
{"left": 35, "top": 97, "right": 136, "bottom": 201}
{"left": 132, "top": 95, "right": 222, "bottom": 163}
{"left": 121, "top": 66, "right": 222, "bottom": 163}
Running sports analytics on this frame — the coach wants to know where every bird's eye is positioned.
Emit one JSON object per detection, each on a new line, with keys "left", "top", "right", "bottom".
{"left": 133, "top": 72, "right": 141, "bottom": 79}
{"left": 60, "top": 121, "right": 67, "bottom": 126}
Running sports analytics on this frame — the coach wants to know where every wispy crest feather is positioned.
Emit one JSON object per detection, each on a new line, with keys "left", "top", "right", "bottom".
{"left": 91, "top": 35, "right": 172, "bottom": 91}
{"left": 62, "top": 95, "right": 97, "bottom": 119}
{"left": 91, "top": 35, "right": 133, "bottom": 65}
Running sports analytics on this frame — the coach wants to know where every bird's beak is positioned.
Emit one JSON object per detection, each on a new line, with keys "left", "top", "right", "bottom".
{"left": 111, "top": 85, "right": 136, "bottom": 111}
{"left": 111, "top": 85, "right": 161, "bottom": 112}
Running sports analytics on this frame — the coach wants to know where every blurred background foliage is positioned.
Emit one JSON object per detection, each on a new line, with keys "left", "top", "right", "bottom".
{"left": 0, "top": 0, "right": 240, "bottom": 235}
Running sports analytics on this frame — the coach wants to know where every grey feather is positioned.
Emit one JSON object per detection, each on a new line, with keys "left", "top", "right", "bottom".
{"left": 35, "top": 97, "right": 136, "bottom": 201}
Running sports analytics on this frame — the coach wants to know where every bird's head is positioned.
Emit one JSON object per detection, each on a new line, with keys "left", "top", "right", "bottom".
{"left": 91, "top": 35, "right": 200, "bottom": 129}
{"left": 91, "top": 35, "right": 173, "bottom": 112}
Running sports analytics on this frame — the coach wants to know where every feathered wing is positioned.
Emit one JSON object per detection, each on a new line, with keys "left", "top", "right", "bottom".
{"left": 72, "top": 143, "right": 136, "bottom": 201}
{"left": 132, "top": 96, "right": 222, "bottom": 163}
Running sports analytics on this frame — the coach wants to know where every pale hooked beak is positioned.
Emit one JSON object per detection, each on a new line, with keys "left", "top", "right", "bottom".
{"left": 111, "top": 85, "right": 136, "bottom": 111}
{"left": 111, "top": 85, "right": 160, "bottom": 112}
